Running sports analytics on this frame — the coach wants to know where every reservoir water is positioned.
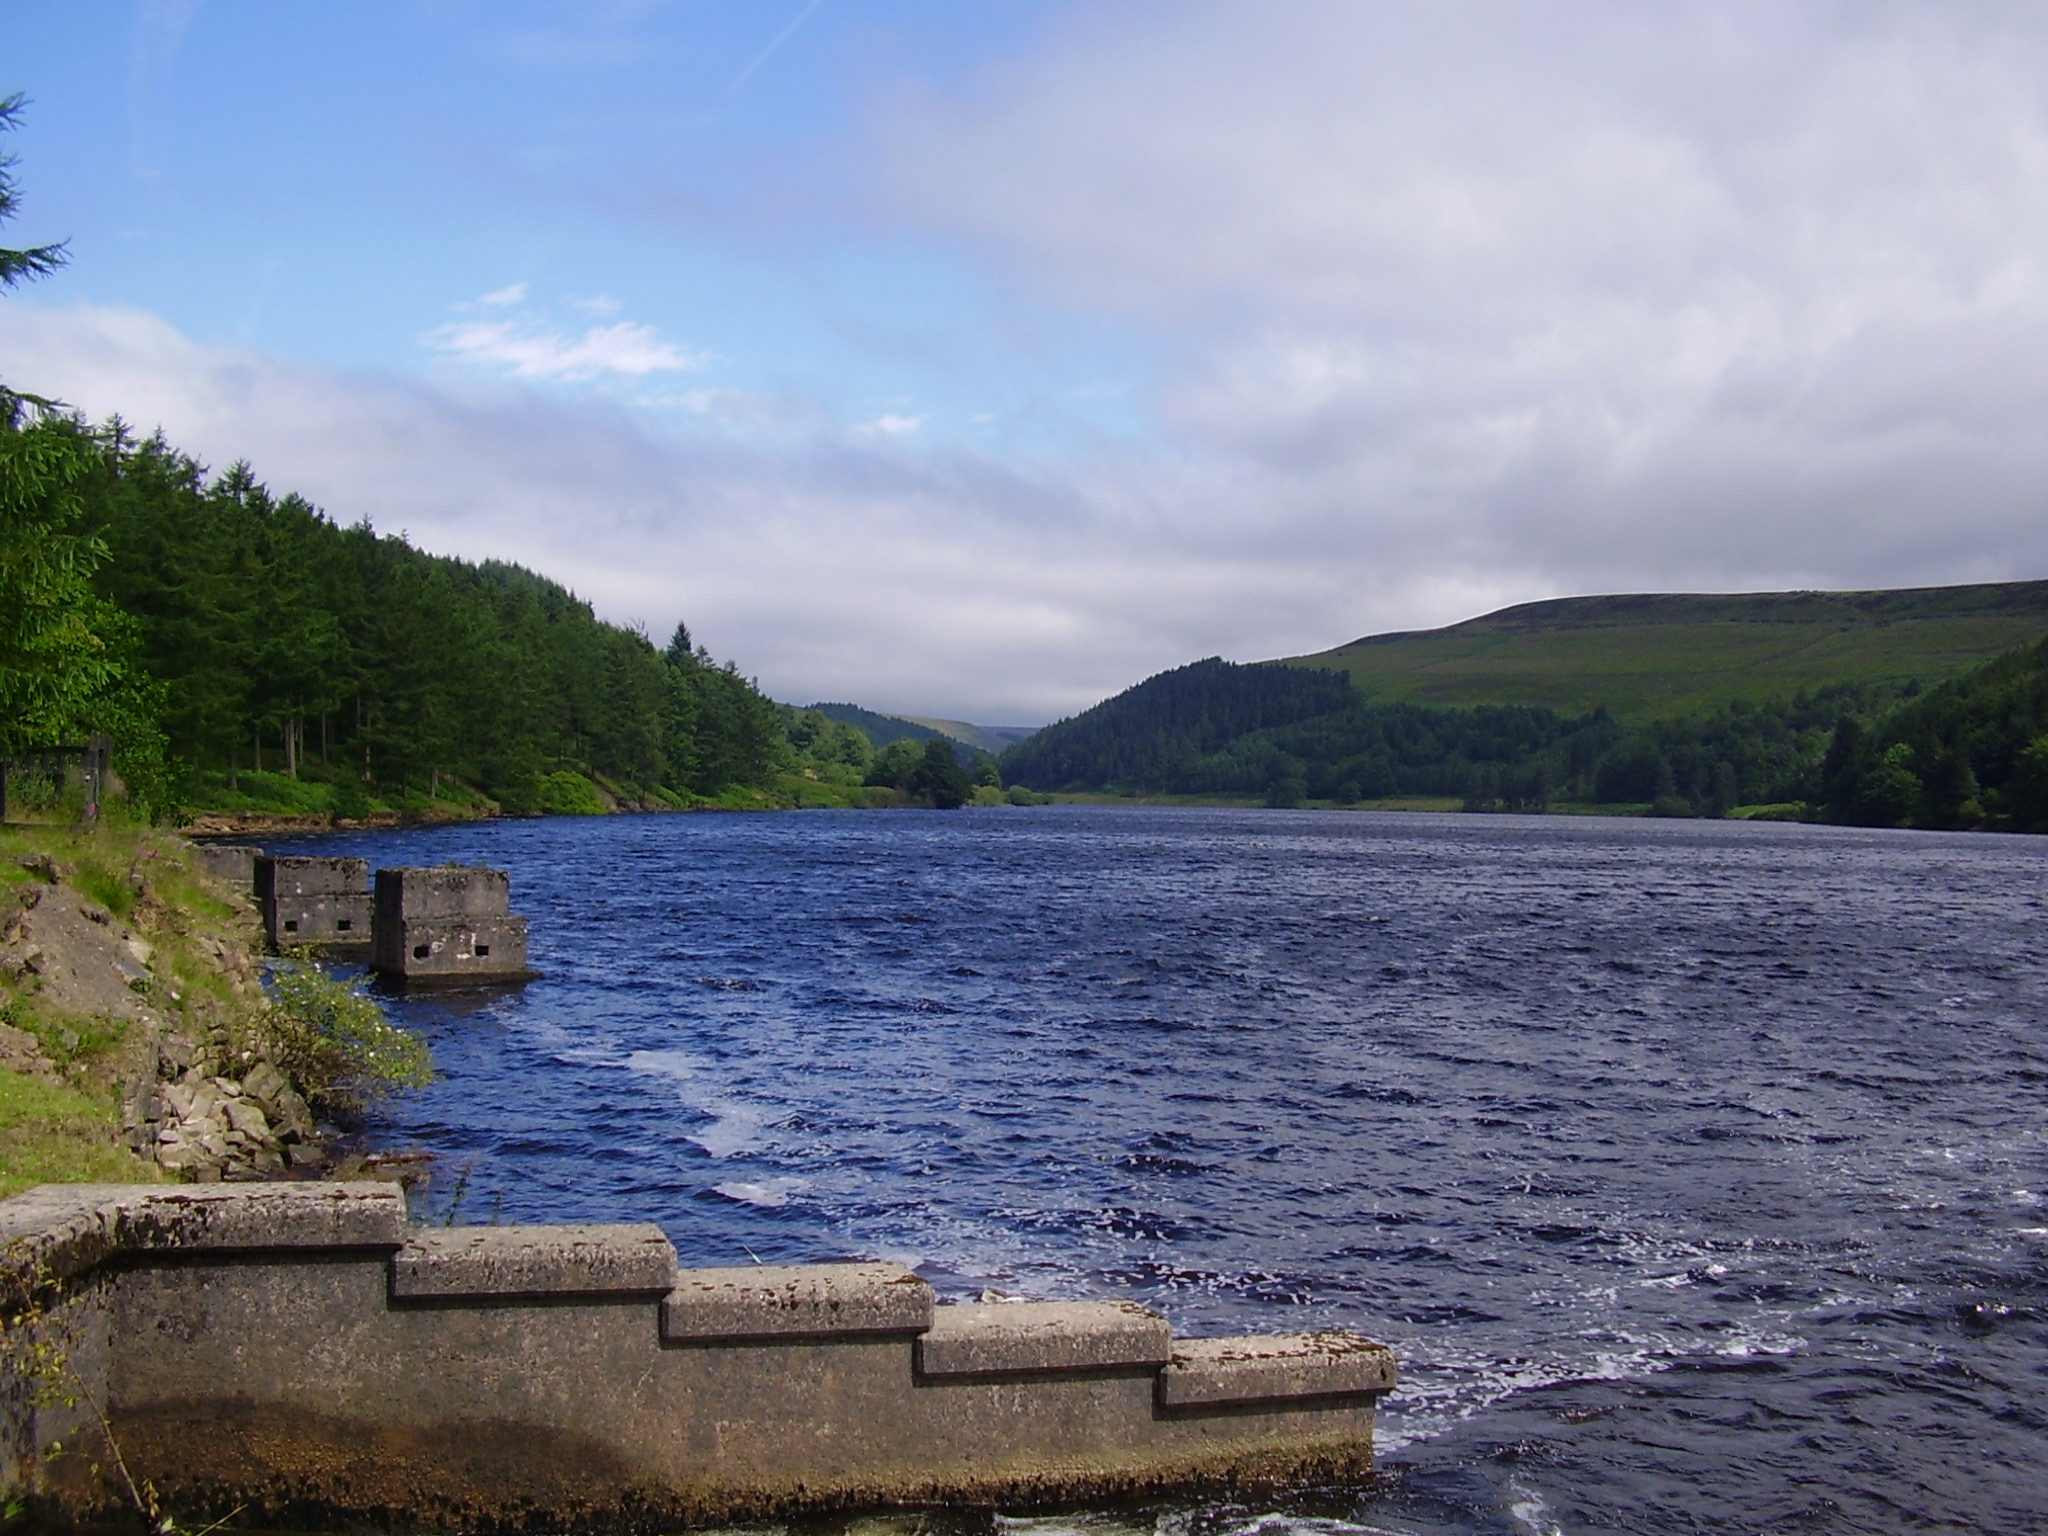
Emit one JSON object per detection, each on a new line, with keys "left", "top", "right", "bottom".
{"left": 275, "top": 807, "right": 2048, "bottom": 1535}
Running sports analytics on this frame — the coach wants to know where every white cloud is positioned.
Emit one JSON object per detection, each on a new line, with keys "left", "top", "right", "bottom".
{"left": 424, "top": 316, "right": 709, "bottom": 381}
{"left": 0, "top": 301, "right": 1357, "bottom": 721}
{"left": 870, "top": 0, "right": 2048, "bottom": 599}
{"left": 863, "top": 413, "right": 924, "bottom": 436}
{"left": 17, "top": 5, "right": 2048, "bottom": 725}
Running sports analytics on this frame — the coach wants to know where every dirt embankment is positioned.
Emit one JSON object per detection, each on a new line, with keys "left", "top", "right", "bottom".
{"left": 0, "top": 831, "right": 334, "bottom": 1188}
{"left": 179, "top": 808, "right": 468, "bottom": 836}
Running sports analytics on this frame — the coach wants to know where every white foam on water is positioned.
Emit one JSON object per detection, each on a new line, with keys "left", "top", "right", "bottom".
{"left": 711, "top": 1177, "right": 807, "bottom": 1208}
{"left": 1506, "top": 1480, "right": 1563, "bottom": 1536}
{"left": 626, "top": 1047, "right": 769, "bottom": 1157}
{"left": 1376, "top": 1313, "right": 1807, "bottom": 1454}
{"left": 998, "top": 1513, "right": 1153, "bottom": 1536}
{"left": 1154, "top": 1513, "right": 1405, "bottom": 1536}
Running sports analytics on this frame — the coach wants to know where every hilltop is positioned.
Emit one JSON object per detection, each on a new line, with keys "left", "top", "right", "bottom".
{"left": 809, "top": 703, "right": 1036, "bottom": 759}
{"left": 1287, "top": 581, "right": 2048, "bottom": 718}
{"left": 1000, "top": 579, "right": 2048, "bottom": 823}
{"left": 890, "top": 716, "right": 1038, "bottom": 756}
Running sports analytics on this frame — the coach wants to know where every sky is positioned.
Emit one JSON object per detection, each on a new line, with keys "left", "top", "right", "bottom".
{"left": 6, "top": 1, "right": 2048, "bottom": 724}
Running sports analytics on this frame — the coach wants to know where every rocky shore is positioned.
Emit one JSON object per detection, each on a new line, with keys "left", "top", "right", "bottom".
{"left": 0, "top": 830, "right": 358, "bottom": 1190}
{"left": 131, "top": 1031, "right": 325, "bottom": 1180}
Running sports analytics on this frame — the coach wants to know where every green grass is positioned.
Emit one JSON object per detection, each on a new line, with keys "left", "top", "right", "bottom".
{"left": 184, "top": 768, "right": 338, "bottom": 815}
{"left": 0, "top": 1068, "right": 158, "bottom": 1199}
{"left": 1285, "top": 581, "right": 2048, "bottom": 718}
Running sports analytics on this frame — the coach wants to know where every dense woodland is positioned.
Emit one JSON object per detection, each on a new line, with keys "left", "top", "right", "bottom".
{"left": 1817, "top": 635, "right": 2048, "bottom": 831}
{"left": 0, "top": 405, "right": 884, "bottom": 817}
{"left": 998, "top": 650, "right": 2048, "bottom": 831}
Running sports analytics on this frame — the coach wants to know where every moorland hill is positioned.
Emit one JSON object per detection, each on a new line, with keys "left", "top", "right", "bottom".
{"left": 1287, "top": 581, "right": 2048, "bottom": 718}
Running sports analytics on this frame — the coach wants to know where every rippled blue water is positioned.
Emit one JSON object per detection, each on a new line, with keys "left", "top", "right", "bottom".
{"left": 273, "top": 807, "right": 2048, "bottom": 1535}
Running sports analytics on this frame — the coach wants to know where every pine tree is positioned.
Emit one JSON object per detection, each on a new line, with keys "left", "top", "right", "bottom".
{"left": 0, "top": 93, "right": 66, "bottom": 291}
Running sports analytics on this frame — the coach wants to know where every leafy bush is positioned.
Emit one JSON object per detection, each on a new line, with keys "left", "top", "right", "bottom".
{"left": 535, "top": 770, "right": 609, "bottom": 816}
{"left": 264, "top": 958, "right": 432, "bottom": 1110}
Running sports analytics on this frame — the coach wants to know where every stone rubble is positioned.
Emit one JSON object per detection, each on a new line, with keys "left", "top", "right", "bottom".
{"left": 128, "top": 1029, "right": 329, "bottom": 1181}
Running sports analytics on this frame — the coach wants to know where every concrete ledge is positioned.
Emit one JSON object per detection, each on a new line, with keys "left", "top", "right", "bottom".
{"left": 0, "top": 1183, "right": 1398, "bottom": 1530}
{"left": 2, "top": 1183, "right": 407, "bottom": 1288}
{"left": 662, "top": 1262, "right": 933, "bottom": 1340}
{"left": 392, "top": 1225, "right": 677, "bottom": 1299}
{"left": 1158, "top": 1332, "right": 1398, "bottom": 1407}
{"left": 916, "top": 1300, "right": 1171, "bottom": 1377}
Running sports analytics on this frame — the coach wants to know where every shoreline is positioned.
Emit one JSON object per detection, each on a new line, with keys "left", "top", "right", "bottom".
{"left": 180, "top": 795, "right": 1818, "bottom": 839}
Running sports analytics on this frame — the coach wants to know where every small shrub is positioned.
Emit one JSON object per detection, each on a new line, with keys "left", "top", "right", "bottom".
{"left": 265, "top": 957, "right": 433, "bottom": 1111}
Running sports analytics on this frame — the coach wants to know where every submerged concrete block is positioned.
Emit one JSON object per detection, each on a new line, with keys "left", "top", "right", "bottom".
{"left": 378, "top": 914, "right": 530, "bottom": 979}
{"left": 255, "top": 855, "right": 371, "bottom": 950}
{"left": 372, "top": 865, "right": 533, "bottom": 983}
{"left": 392, "top": 1225, "right": 678, "bottom": 1299}
{"left": 916, "top": 1299, "right": 1173, "bottom": 1377}
{"left": 662, "top": 1262, "right": 935, "bottom": 1341}
{"left": 1158, "top": 1332, "right": 1399, "bottom": 1406}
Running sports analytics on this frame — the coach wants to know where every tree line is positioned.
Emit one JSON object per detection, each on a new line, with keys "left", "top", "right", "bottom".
{"left": 1815, "top": 634, "right": 2048, "bottom": 831}
{"left": 0, "top": 405, "right": 888, "bottom": 817}
{"left": 998, "top": 649, "right": 2048, "bottom": 831}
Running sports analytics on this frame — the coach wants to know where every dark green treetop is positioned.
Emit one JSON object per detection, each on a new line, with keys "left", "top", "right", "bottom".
{"left": 0, "top": 93, "right": 66, "bottom": 290}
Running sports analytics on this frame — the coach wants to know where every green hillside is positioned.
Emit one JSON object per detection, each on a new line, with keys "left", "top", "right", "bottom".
{"left": 810, "top": 703, "right": 955, "bottom": 753}
{"left": 1287, "top": 582, "right": 2048, "bottom": 718}
{"left": 892, "top": 715, "right": 1037, "bottom": 755}
{"left": 810, "top": 705, "right": 1036, "bottom": 758}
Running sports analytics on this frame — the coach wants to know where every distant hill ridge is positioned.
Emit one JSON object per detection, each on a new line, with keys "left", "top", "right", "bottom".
{"left": 808, "top": 703, "right": 1036, "bottom": 760}
{"left": 997, "top": 577, "right": 2048, "bottom": 813}
{"left": 1285, "top": 579, "right": 2048, "bottom": 718}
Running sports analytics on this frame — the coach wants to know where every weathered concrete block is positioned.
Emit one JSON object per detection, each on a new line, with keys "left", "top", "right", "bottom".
{"left": 193, "top": 843, "right": 261, "bottom": 896}
{"left": 1158, "top": 1332, "right": 1398, "bottom": 1407}
{"left": 916, "top": 1299, "right": 1172, "bottom": 1377}
{"left": 376, "top": 914, "right": 530, "bottom": 980}
{"left": 376, "top": 864, "right": 511, "bottom": 920}
{"left": 372, "top": 866, "right": 532, "bottom": 982}
{"left": 392, "top": 1225, "right": 677, "bottom": 1299}
{"left": 662, "top": 1262, "right": 934, "bottom": 1341}
{"left": 255, "top": 855, "right": 371, "bottom": 950}
{"left": 1, "top": 1183, "right": 407, "bottom": 1289}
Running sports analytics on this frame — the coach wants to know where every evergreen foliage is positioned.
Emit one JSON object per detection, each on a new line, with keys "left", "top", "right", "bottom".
{"left": 905, "top": 736, "right": 974, "bottom": 809}
{"left": 1817, "top": 635, "right": 2048, "bottom": 830}
{"left": 999, "top": 656, "right": 1922, "bottom": 817}
{"left": 0, "top": 94, "right": 66, "bottom": 291}
{"left": 997, "top": 658, "right": 1356, "bottom": 792}
{"left": 0, "top": 410, "right": 171, "bottom": 808}
{"left": 0, "top": 93, "right": 876, "bottom": 821}
{"left": 809, "top": 701, "right": 957, "bottom": 755}
{"left": 0, "top": 411, "right": 819, "bottom": 814}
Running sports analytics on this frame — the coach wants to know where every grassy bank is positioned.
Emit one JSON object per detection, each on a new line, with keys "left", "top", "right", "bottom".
{"left": 0, "top": 821, "right": 219, "bottom": 1196}
{"left": 0, "top": 818, "right": 333, "bottom": 1198}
